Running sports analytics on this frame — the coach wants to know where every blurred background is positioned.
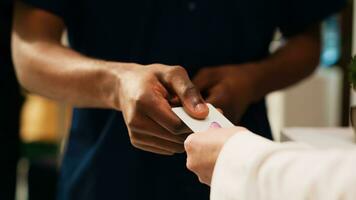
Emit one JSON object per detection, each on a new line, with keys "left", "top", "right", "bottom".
{"left": 1, "top": 0, "right": 355, "bottom": 199}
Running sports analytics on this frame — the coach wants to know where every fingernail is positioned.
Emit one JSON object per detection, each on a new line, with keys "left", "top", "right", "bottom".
{"left": 210, "top": 122, "right": 222, "bottom": 128}
{"left": 195, "top": 103, "right": 206, "bottom": 112}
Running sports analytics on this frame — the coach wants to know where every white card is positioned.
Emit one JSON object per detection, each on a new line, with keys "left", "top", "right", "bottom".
{"left": 172, "top": 104, "right": 235, "bottom": 132}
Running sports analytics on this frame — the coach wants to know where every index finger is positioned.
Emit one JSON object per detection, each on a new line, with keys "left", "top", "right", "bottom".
{"left": 142, "top": 91, "right": 191, "bottom": 135}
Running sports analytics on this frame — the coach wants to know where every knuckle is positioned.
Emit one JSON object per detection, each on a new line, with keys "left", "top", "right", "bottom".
{"left": 142, "top": 72, "right": 157, "bottom": 83}
{"left": 186, "top": 159, "right": 194, "bottom": 170}
{"left": 135, "top": 98, "right": 145, "bottom": 110}
{"left": 132, "top": 79, "right": 157, "bottom": 107}
{"left": 126, "top": 117, "right": 137, "bottom": 129}
{"left": 133, "top": 86, "right": 158, "bottom": 112}
{"left": 149, "top": 63, "right": 165, "bottom": 70}
{"left": 166, "top": 66, "right": 187, "bottom": 79}
{"left": 186, "top": 159, "right": 198, "bottom": 172}
{"left": 130, "top": 139, "right": 140, "bottom": 148}
{"left": 126, "top": 114, "right": 141, "bottom": 129}
{"left": 134, "top": 91, "right": 146, "bottom": 105}
{"left": 129, "top": 132, "right": 143, "bottom": 146}
{"left": 184, "top": 135, "right": 195, "bottom": 151}
{"left": 172, "top": 65, "right": 186, "bottom": 73}
{"left": 135, "top": 92, "right": 155, "bottom": 110}
{"left": 168, "top": 65, "right": 184, "bottom": 72}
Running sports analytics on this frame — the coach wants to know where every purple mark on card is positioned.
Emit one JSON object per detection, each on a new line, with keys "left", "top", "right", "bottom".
{"left": 210, "top": 122, "right": 222, "bottom": 129}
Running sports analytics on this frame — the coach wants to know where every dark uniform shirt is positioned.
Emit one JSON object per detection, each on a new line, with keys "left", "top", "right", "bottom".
{"left": 19, "top": 0, "right": 346, "bottom": 199}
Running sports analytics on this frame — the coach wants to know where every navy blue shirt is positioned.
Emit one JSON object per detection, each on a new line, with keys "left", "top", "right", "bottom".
{"left": 20, "top": 0, "right": 346, "bottom": 199}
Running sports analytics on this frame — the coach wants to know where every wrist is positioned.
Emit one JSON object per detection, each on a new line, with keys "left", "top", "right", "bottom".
{"left": 103, "top": 62, "right": 141, "bottom": 111}
{"left": 237, "top": 63, "right": 264, "bottom": 103}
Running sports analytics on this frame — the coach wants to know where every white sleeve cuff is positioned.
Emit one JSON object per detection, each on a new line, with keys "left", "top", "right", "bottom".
{"left": 210, "top": 131, "right": 280, "bottom": 200}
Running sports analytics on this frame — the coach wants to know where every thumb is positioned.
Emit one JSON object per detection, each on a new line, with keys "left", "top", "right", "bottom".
{"left": 163, "top": 66, "right": 209, "bottom": 119}
{"left": 179, "top": 84, "right": 209, "bottom": 119}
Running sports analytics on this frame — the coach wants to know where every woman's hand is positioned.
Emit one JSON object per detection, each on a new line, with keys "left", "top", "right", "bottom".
{"left": 184, "top": 125, "right": 247, "bottom": 185}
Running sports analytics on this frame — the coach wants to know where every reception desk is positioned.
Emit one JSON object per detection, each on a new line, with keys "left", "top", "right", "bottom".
{"left": 281, "top": 127, "right": 355, "bottom": 149}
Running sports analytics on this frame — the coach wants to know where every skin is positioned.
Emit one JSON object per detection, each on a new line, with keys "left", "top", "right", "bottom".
{"left": 12, "top": 2, "right": 209, "bottom": 155}
{"left": 12, "top": 2, "right": 320, "bottom": 155}
{"left": 186, "top": 25, "right": 321, "bottom": 184}
{"left": 185, "top": 126, "right": 247, "bottom": 185}
{"left": 193, "top": 25, "right": 321, "bottom": 123}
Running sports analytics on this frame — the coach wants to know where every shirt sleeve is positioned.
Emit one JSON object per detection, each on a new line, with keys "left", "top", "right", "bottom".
{"left": 20, "top": 0, "right": 68, "bottom": 20}
{"left": 210, "top": 131, "right": 356, "bottom": 200}
{"left": 278, "top": 0, "right": 347, "bottom": 37}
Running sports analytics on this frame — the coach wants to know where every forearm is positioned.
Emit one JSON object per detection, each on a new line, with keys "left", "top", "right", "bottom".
{"left": 12, "top": 40, "right": 125, "bottom": 109}
{"left": 244, "top": 25, "right": 321, "bottom": 102}
{"left": 12, "top": 1, "right": 130, "bottom": 110}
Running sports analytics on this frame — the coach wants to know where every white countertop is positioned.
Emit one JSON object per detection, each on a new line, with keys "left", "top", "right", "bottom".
{"left": 281, "top": 127, "right": 356, "bottom": 149}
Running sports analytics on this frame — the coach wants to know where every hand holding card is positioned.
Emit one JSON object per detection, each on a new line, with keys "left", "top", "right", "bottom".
{"left": 172, "top": 104, "right": 234, "bottom": 133}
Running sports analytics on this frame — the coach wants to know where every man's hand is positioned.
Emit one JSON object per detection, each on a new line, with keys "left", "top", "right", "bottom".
{"left": 12, "top": 2, "right": 208, "bottom": 156}
{"left": 193, "top": 25, "right": 321, "bottom": 124}
{"left": 185, "top": 126, "right": 247, "bottom": 185}
{"left": 117, "top": 64, "right": 209, "bottom": 155}
{"left": 193, "top": 65, "right": 256, "bottom": 123}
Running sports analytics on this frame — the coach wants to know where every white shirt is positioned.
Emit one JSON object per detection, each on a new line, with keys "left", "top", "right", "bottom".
{"left": 211, "top": 131, "right": 356, "bottom": 200}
